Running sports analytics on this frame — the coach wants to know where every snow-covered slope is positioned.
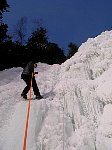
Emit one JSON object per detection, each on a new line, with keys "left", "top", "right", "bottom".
{"left": 0, "top": 30, "right": 112, "bottom": 150}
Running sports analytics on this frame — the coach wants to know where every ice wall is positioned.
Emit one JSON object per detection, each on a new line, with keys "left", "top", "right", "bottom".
{"left": 50, "top": 30, "right": 112, "bottom": 150}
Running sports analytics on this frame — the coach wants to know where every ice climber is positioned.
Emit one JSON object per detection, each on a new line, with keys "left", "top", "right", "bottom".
{"left": 21, "top": 61, "right": 43, "bottom": 100}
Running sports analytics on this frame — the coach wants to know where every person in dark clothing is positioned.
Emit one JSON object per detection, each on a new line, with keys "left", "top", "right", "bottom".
{"left": 21, "top": 61, "right": 43, "bottom": 99}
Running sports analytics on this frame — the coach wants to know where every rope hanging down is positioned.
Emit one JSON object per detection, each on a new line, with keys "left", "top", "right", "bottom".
{"left": 63, "top": 95, "right": 65, "bottom": 150}
{"left": 22, "top": 76, "right": 32, "bottom": 150}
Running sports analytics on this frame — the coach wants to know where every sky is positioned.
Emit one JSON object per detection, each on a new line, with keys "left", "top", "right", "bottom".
{"left": 3, "top": 0, "right": 112, "bottom": 54}
{"left": 1, "top": 30, "right": 112, "bottom": 149}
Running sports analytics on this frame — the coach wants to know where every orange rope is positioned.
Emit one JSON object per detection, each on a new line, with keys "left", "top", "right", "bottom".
{"left": 22, "top": 77, "right": 32, "bottom": 150}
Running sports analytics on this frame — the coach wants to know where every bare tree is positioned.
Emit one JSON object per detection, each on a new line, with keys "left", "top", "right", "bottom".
{"left": 13, "top": 16, "right": 27, "bottom": 45}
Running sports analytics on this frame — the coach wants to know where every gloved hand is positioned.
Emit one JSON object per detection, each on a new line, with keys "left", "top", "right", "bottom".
{"left": 34, "top": 72, "right": 38, "bottom": 74}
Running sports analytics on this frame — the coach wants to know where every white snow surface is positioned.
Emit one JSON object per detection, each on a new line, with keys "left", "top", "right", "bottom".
{"left": 1, "top": 30, "right": 112, "bottom": 150}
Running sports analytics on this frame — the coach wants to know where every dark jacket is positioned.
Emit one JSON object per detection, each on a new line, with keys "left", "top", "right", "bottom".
{"left": 21, "top": 61, "right": 34, "bottom": 79}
